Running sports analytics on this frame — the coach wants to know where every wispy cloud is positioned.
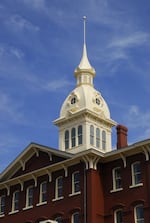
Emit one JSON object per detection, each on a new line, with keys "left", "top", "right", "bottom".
{"left": 124, "top": 105, "right": 150, "bottom": 140}
{"left": 109, "top": 32, "right": 150, "bottom": 49}
{"left": 5, "top": 14, "right": 40, "bottom": 32}
{"left": 0, "top": 92, "right": 26, "bottom": 124}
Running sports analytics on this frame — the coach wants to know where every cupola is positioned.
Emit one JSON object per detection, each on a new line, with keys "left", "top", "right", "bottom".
{"left": 54, "top": 17, "right": 117, "bottom": 154}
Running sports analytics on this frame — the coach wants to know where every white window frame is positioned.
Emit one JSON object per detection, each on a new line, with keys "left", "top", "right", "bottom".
{"left": 65, "top": 130, "right": 69, "bottom": 149}
{"left": 36, "top": 182, "right": 47, "bottom": 206}
{"left": 11, "top": 190, "right": 19, "bottom": 213}
{"left": 78, "top": 125, "right": 82, "bottom": 145}
{"left": 130, "top": 162, "right": 143, "bottom": 188}
{"left": 102, "top": 130, "right": 106, "bottom": 150}
{"left": 71, "top": 171, "right": 80, "bottom": 195}
{"left": 96, "top": 128, "right": 100, "bottom": 148}
{"left": 90, "top": 125, "right": 94, "bottom": 146}
{"left": 134, "top": 204, "right": 144, "bottom": 223}
{"left": 111, "top": 167, "right": 123, "bottom": 192}
{"left": 25, "top": 186, "right": 34, "bottom": 209}
{"left": 52, "top": 176, "right": 64, "bottom": 201}
{"left": 114, "top": 209, "right": 123, "bottom": 223}
{"left": 71, "top": 128, "right": 76, "bottom": 147}
{"left": 71, "top": 212, "right": 79, "bottom": 223}
{"left": 0, "top": 195, "right": 5, "bottom": 216}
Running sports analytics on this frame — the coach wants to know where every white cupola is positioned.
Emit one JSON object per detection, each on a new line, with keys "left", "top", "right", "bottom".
{"left": 54, "top": 17, "right": 117, "bottom": 154}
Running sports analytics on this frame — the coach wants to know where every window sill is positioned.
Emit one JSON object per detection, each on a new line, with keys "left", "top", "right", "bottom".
{"left": 36, "top": 201, "right": 47, "bottom": 206}
{"left": 52, "top": 196, "right": 64, "bottom": 202}
{"left": 69, "top": 191, "right": 81, "bottom": 197}
{"left": 9, "top": 210, "right": 19, "bottom": 215}
{"left": 0, "top": 214, "right": 5, "bottom": 218}
{"left": 110, "top": 188, "right": 123, "bottom": 193}
{"left": 129, "top": 183, "right": 143, "bottom": 189}
{"left": 23, "top": 205, "right": 33, "bottom": 210}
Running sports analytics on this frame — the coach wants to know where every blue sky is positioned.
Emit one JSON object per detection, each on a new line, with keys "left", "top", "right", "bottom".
{"left": 0, "top": 0, "right": 150, "bottom": 172}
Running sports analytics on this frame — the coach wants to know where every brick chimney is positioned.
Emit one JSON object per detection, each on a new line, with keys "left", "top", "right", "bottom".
{"left": 116, "top": 124, "right": 128, "bottom": 149}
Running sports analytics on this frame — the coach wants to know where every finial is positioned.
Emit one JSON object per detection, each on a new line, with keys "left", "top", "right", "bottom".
{"left": 83, "top": 16, "right": 86, "bottom": 45}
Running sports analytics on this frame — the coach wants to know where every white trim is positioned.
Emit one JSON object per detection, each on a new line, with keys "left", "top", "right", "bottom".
{"left": 131, "top": 161, "right": 142, "bottom": 186}
{"left": 39, "top": 181, "right": 47, "bottom": 204}
{"left": 110, "top": 188, "right": 123, "bottom": 193}
{"left": 52, "top": 196, "right": 64, "bottom": 202}
{"left": 23, "top": 205, "right": 33, "bottom": 210}
{"left": 54, "top": 176, "right": 63, "bottom": 200}
{"left": 129, "top": 183, "right": 143, "bottom": 189}
{"left": 24, "top": 186, "right": 34, "bottom": 209}
{"left": 114, "top": 208, "right": 123, "bottom": 223}
{"left": 134, "top": 204, "right": 144, "bottom": 223}
{"left": 36, "top": 201, "right": 47, "bottom": 206}
{"left": 8, "top": 210, "right": 19, "bottom": 215}
{"left": 69, "top": 191, "right": 81, "bottom": 197}
{"left": 0, "top": 214, "right": 4, "bottom": 218}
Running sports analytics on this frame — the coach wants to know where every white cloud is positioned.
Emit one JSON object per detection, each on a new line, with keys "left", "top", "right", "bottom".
{"left": 109, "top": 32, "right": 150, "bottom": 49}
{"left": 125, "top": 105, "right": 150, "bottom": 129}
{"left": 5, "top": 14, "right": 39, "bottom": 32}
{"left": 0, "top": 92, "right": 25, "bottom": 124}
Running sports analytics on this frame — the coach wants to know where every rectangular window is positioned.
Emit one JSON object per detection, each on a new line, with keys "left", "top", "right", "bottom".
{"left": 78, "top": 125, "right": 82, "bottom": 145}
{"left": 132, "top": 162, "right": 142, "bottom": 186}
{"left": 114, "top": 209, "right": 123, "bottom": 223}
{"left": 72, "top": 171, "right": 80, "bottom": 193}
{"left": 72, "top": 212, "right": 79, "bottom": 223}
{"left": 135, "top": 204, "right": 144, "bottom": 223}
{"left": 90, "top": 125, "right": 94, "bottom": 145}
{"left": 56, "top": 176, "right": 63, "bottom": 198}
{"left": 112, "top": 167, "right": 122, "bottom": 190}
{"left": 40, "top": 182, "right": 47, "bottom": 203}
{"left": 27, "top": 186, "right": 33, "bottom": 207}
{"left": 12, "top": 191, "right": 19, "bottom": 211}
{"left": 0, "top": 195, "right": 5, "bottom": 215}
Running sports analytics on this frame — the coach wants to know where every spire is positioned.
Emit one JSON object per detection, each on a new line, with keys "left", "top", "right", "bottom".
{"left": 74, "top": 16, "right": 96, "bottom": 83}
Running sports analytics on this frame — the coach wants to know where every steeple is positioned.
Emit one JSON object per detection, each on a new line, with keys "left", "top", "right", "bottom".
{"left": 54, "top": 16, "right": 117, "bottom": 154}
{"left": 74, "top": 16, "right": 95, "bottom": 86}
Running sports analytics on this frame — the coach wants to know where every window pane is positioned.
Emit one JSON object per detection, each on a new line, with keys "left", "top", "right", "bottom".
{"left": 72, "top": 212, "right": 79, "bottom": 223}
{"left": 71, "top": 128, "right": 76, "bottom": 147}
{"left": 55, "top": 216, "right": 62, "bottom": 223}
{"left": 13, "top": 191, "right": 19, "bottom": 211}
{"left": 65, "top": 130, "right": 69, "bottom": 149}
{"left": 102, "top": 130, "right": 106, "bottom": 150}
{"left": 135, "top": 205, "right": 144, "bottom": 223}
{"left": 0, "top": 195, "right": 5, "bottom": 214}
{"left": 96, "top": 128, "right": 100, "bottom": 148}
{"left": 73, "top": 172, "right": 80, "bottom": 193}
{"left": 133, "top": 162, "right": 142, "bottom": 185}
{"left": 115, "top": 210, "right": 123, "bottom": 223}
{"left": 56, "top": 177, "right": 63, "bottom": 198}
{"left": 78, "top": 125, "right": 82, "bottom": 145}
{"left": 27, "top": 187, "right": 33, "bottom": 206}
{"left": 90, "top": 125, "right": 94, "bottom": 145}
{"left": 114, "top": 167, "right": 122, "bottom": 189}
{"left": 41, "top": 182, "right": 47, "bottom": 202}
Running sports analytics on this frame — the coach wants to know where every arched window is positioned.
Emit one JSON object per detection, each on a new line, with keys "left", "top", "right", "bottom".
{"left": 102, "top": 130, "right": 106, "bottom": 150}
{"left": 0, "top": 195, "right": 5, "bottom": 215}
{"left": 78, "top": 125, "right": 82, "bottom": 145}
{"left": 55, "top": 176, "right": 63, "bottom": 199}
{"left": 72, "top": 171, "right": 80, "bottom": 194}
{"left": 90, "top": 125, "right": 94, "bottom": 145}
{"left": 71, "top": 128, "right": 76, "bottom": 147}
{"left": 134, "top": 204, "right": 144, "bottom": 223}
{"left": 55, "top": 216, "right": 62, "bottom": 223}
{"left": 12, "top": 190, "right": 19, "bottom": 212}
{"left": 39, "top": 181, "right": 47, "bottom": 203}
{"left": 65, "top": 130, "right": 69, "bottom": 149}
{"left": 96, "top": 128, "right": 100, "bottom": 148}
{"left": 114, "top": 209, "right": 123, "bottom": 223}
{"left": 131, "top": 162, "right": 142, "bottom": 186}
{"left": 72, "top": 212, "right": 79, "bottom": 223}
{"left": 25, "top": 186, "right": 34, "bottom": 208}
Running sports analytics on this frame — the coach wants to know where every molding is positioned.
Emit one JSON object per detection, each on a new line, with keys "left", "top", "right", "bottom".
{"left": 82, "top": 155, "right": 99, "bottom": 170}
{"left": 61, "top": 164, "right": 68, "bottom": 177}
{"left": 4, "top": 184, "right": 10, "bottom": 196}
{"left": 18, "top": 179, "right": 24, "bottom": 191}
{"left": 46, "top": 170, "right": 52, "bottom": 182}
{"left": 31, "top": 174, "right": 37, "bottom": 187}
{"left": 120, "top": 153, "right": 126, "bottom": 168}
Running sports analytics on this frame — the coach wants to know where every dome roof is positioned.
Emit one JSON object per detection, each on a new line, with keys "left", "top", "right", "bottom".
{"left": 60, "top": 84, "right": 110, "bottom": 120}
